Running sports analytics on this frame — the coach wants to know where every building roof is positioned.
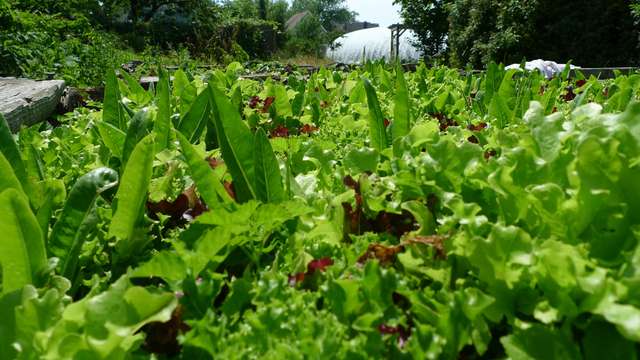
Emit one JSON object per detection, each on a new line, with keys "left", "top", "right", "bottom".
{"left": 285, "top": 11, "right": 310, "bottom": 32}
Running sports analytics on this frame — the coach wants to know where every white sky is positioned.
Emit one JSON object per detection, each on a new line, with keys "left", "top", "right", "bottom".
{"left": 285, "top": 0, "right": 402, "bottom": 27}
{"left": 346, "top": 0, "right": 401, "bottom": 27}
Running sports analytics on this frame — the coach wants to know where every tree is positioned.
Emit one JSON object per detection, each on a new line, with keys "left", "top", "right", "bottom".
{"left": 290, "top": 0, "right": 355, "bottom": 31}
{"left": 530, "top": 0, "right": 638, "bottom": 66}
{"left": 396, "top": 0, "right": 640, "bottom": 68}
{"left": 393, "top": 0, "right": 449, "bottom": 60}
{"left": 221, "top": 0, "right": 259, "bottom": 18}
{"left": 447, "top": 0, "right": 537, "bottom": 67}
{"left": 268, "top": 0, "right": 289, "bottom": 25}
{"left": 258, "top": 0, "right": 267, "bottom": 19}
{"left": 0, "top": 0, "right": 14, "bottom": 25}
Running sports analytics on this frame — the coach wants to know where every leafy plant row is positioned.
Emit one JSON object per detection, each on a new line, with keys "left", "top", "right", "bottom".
{"left": 0, "top": 61, "right": 639, "bottom": 359}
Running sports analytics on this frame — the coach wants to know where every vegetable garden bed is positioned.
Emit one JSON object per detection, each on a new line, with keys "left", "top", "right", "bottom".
{"left": 0, "top": 61, "right": 639, "bottom": 359}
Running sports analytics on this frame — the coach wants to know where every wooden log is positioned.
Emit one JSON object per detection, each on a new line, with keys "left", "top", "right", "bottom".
{"left": 0, "top": 77, "right": 66, "bottom": 132}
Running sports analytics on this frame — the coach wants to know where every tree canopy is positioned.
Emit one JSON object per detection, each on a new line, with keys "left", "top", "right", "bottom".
{"left": 290, "top": 0, "right": 355, "bottom": 30}
{"left": 396, "top": 0, "right": 640, "bottom": 67}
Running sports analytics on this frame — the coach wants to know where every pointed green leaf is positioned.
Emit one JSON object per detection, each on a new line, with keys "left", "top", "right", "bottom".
{"left": 95, "top": 120, "right": 126, "bottom": 158}
{"left": 269, "top": 84, "right": 293, "bottom": 118}
{"left": 109, "top": 135, "right": 154, "bottom": 242}
{"left": 173, "top": 69, "right": 197, "bottom": 116}
{"left": 154, "top": 67, "right": 171, "bottom": 153}
{"left": 34, "top": 180, "right": 65, "bottom": 246}
{"left": 489, "top": 95, "right": 513, "bottom": 128}
{"left": 176, "top": 131, "right": 233, "bottom": 206}
{"left": 498, "top": 69, "right": 517, "bottom": 100}
{"left": 253, "top": 128, "right": 285, "bottom": 203}
{"left": 0, "top": 189, "right": 46, "bottom": 294}
{"left": 209, "top": 85, "right": 257, "bottom": 202}
{"left": 177, "top": 89, "right": 210, "bottom": 143}
{"left": 204, "top": 116, "right": 218, "bottom": 150}
{"left": 122, "top": 110, "right": 152, "bottom": 169}
{"left": 48, "top": 168, "right": 119, "bottom": 279}
{"left": 0, "top": 113, "right": 28, "bottom": 190}
{"left": 362, "top": 78, "right": 388, "bottom": 152}
{"left": 103, "top": 69, "right": 127, "bottom": 130}
{"left": 23, "top": 143, "right": 43, "bottom": 182}
{"left": 120, "top": 71, "right": 152, "bottom": 106}
{"left": 0, "top": 152, "right": 24, "bottom": 195}
{"left": 393, "top": 64, "right": 410, "bottom": 140}
{"left": 484, "top": 62, "right": 504, "bottom": 106}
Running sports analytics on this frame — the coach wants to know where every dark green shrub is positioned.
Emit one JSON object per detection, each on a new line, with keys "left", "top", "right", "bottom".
{"left": 447, "top": 0, "right": 537, "bottom": 67}
{"left": 398, "top": 0, "right": 640, "bottom": 67}
{"left": 285, "top": 14, "right": 328, "bottom": 56}
{"left": 449, "top": 0, "right": 640, "bottom": 67}
{"left": 0, "top": 9, "right": 128, "bottom": 86}
{"left": 213, "top": 18, "right": 280, "bottom": 60}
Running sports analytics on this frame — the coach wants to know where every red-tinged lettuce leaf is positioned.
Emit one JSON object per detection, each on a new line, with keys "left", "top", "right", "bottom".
{"left": 262, "top": 96, "right": 275, "bottom": 113}
{"left": 307, "top": 257, "right": 333, "bottom": 272}
{"left": 358, "top": 243, "right": 404, "bottom": 266}
{"left": 208, "top": 84, "right": 257, "bottom": 202}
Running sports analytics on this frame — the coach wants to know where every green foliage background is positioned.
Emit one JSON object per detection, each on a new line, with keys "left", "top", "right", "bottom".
{"left": 397, "top": 0, "right": 640, "bottom": 68}
{"left": 0, "top": 0, "right": 354, "bottom": 85}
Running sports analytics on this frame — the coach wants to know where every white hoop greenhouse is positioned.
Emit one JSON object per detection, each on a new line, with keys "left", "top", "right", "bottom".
{"left": 327, "top": 27, "right": 422, "bottom": 64}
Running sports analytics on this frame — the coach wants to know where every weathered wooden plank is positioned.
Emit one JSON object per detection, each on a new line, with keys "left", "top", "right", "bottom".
{"left": 0, "top": 77, "right": 66, "bottom": 132}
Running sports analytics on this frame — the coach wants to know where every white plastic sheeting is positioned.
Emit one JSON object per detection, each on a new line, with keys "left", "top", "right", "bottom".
{"left": 327, "top": 27, "right": 422, "bottom": 64}
{"left": 505, "top": 59, "right": 580, "bottom": 79}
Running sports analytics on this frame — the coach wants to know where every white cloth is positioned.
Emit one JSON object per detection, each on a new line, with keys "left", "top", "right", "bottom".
{"left": 505, "top": 59, "right": 580, "bottom": 79}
